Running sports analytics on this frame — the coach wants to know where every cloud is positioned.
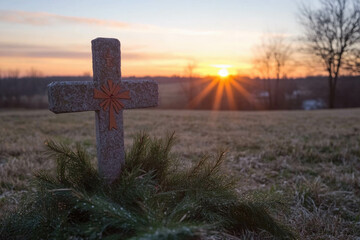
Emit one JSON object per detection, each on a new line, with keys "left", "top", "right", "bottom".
{"left": 0, "top": 42, "right": 89, "bottom": 59}
{"left": 0, "top": 50, "right": 90, "bottom": 59}
{"left": 123, "top": 52, "right": 181, "bottom": 61}
{"left": 0, "top": 42, "right": 59, "bottom": 50}
{"left": 0, "top": 10, "right": 220, "bottom": 36}
{"left": 0, "top": 10, "right": 130, "bottom": 28}
{"left": 0, "top": 42, "right": 188, "bottom": 61}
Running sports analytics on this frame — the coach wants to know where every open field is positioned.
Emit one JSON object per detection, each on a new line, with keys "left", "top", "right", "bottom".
{"left": 0, "top": 108, "right": 359, "bottom": 239}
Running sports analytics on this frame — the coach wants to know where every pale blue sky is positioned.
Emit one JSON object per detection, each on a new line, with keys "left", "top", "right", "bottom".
{"left": 0, "top": 0, "right": 301, "bottom": 31}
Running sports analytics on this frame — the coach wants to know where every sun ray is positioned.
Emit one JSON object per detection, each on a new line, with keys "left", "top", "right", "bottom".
{"left": 231, "top": 80, "right": 254, "bottom": 100}
{"left": 224, "top": 80, "right": 237, "bottom": 110}
{"left": 213, "top": 79, "right": 225, "bottom": 110}
{"left": 189, "top": 79, "right": 218, "bottom": 108}
{"left": 230, "top": 80, "right": 259, "bottom": 109}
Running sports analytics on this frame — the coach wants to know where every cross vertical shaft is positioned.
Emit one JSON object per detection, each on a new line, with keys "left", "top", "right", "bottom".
{"left": 92, "top": 38, "right": 124, "bottom": 182}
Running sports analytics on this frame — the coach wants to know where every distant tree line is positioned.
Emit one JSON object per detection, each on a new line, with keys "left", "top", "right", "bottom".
{"left": 0, "top": 76, "right": 359, "bottom": 110}
{"left": 176, "top": 76, "right": 360, "bottom": 110}
{"left": 0, "top": 76, "right": 91, "bottom": 108}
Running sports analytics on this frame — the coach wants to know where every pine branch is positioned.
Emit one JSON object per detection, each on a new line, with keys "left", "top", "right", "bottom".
{"left": 1, "top": 133, "right": 296, "bottom": 240}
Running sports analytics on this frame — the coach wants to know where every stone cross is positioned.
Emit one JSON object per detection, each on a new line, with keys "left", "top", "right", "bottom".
{"left": 48, "top": 38, "right": 158, "bottom": 182}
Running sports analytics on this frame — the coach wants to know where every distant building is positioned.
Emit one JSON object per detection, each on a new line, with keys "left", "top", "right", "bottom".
{"left": 258, "top": 91, "right": 269, "bottom": 98}
{"left": 302, "top": 99, "right": 326, "bottom": 110}
{"left": 287, "top": 90, "right": 310, "bottom": 100}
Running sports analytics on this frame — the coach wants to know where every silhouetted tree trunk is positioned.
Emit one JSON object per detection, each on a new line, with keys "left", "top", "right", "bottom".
{"left": 329, "top": 78, "right": 336, "bottom": 108}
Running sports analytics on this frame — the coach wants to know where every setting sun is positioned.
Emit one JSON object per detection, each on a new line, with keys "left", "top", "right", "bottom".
{"left": 218, "top": 68, "right": 229, "bottom": 77}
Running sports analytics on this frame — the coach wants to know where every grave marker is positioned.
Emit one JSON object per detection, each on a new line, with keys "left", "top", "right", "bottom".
{"left": 48, "top": 38, "right": 158, "bottom": 182}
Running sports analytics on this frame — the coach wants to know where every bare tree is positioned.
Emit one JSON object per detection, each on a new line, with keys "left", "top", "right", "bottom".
{"left": 299, "top": 0, "right": 360, "bottom": 108}
{"left": 26, "top": 67, "right": 43, "bottom": 78}
{"left": 83, "top": 71, "right": 91, "bottom": 77}
{"left": 7, "top": 69, "right": 20, "bottom": 79}
{"left": 181, "top": 61, "right": 198, "bottom": 107}
{"left": 252, "top": 35, "right": 293, "bottom": 109}
{"left": 344, "top": 49, "right": 360, "bottom": 74}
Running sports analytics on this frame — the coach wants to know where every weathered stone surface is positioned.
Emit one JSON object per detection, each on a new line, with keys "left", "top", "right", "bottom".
{"left": 92, "top": 38, "right": 121, "bottom": 87}
{"left": 92, "top": 38, "right": 124, "bottom": 182}
{"left": 122, "top": 80, "right": 158, "bottom": 109}
{"left": 48, "top": 80, "right": 158, "bottom": 113}
{"left": 47, "top": 38, "right": 159, "bottom": 183}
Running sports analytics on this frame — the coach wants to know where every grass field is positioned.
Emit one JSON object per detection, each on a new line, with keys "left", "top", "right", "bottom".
{"left": 0, "top": 108, "right": 359, "bottom": 239}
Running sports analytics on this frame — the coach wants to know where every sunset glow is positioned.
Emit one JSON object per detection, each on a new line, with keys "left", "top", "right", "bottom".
{"left": 0, "top": 1, "right": 303, "bottom": 77}
{"left": 218, "top": 68, "right": 229, "bottom": 77}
